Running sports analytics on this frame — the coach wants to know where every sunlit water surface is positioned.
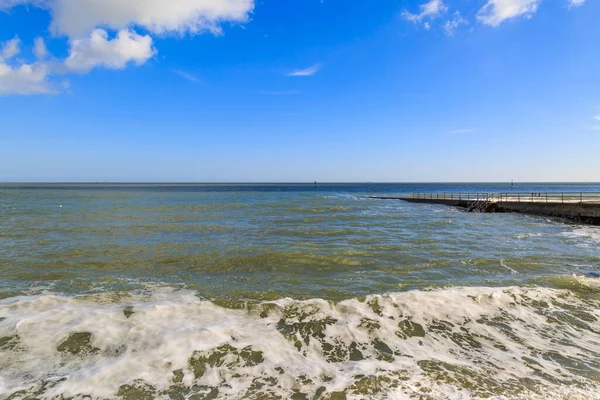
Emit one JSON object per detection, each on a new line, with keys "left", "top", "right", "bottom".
{"left": 1, "top": 183, "right": 600, "bottom": 399}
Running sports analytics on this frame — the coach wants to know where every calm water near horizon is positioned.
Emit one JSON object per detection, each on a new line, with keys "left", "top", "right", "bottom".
{"left": 1, "top": 183, "right": 600, "bottom": 399}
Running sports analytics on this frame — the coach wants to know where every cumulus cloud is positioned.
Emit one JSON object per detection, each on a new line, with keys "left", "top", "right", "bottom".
{"left": 402, "top": 0, "right": 447, "bottom": 22}
{"left": 569, "top": 0, "right": 585, "bottom": 6}
{"left": 65, "top": 29, "right": 156, "bottom": 73}
{"left": 0, "top": 0, "right": 254, "bottom": 95}
{"left": 1, "top": 0, "right": 254, "bottom": 37}
{"left": 477, "top": 0, "right": 541, "bottom": 26}
{"left": 0, "top": 0, "right": 44, "bottom": 7}
{"left": 1, "top": 36, "right": 21, "bottom": 60}
{"left": 287, "top": 64, "right": 321, "bottom": 77}
{"left": 33, "top": 37, "right": 48, "bottom": 59}
{"left": 0, "top": 61, "right": 52, "bottom": 95}
{"left": 0, "top": 36, "right": 55, "bottom": 95}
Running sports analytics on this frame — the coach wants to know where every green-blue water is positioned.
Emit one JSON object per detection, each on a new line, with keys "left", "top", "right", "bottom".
{"left": 1, "top": 183, "right": 600, "bottom": 399}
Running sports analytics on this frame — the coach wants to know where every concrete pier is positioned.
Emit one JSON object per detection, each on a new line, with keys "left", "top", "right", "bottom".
{"left": 371, "top": 193, "right": 600, "bottom": 225}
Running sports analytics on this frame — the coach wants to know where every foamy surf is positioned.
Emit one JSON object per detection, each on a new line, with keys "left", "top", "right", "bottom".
{"left": 562, "top": 226, "right": 600, "bottom": 246}
{"left": 2, "top": 284, "right": 600, "bottom": 400}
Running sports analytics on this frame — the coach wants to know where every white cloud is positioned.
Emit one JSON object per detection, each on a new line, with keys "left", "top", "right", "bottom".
{"left": 0, "top": 0, "right": 254, "bottom": 37}
{"left": 33, "top": 37, "right": 48, "bottom": 59}
{"left": 65, "top": 29, "right": 156, "bottom": 73}
{"left": 0, "top": 61, "right": 53, "bottom": 95}
{"left": 0, "top": 0, "right": 44, "bottom": 7}
{"left": 402, "top": 0, "right": 447, "bottom": 22}
{"left": 477, "top": 0, "right": 541, "bottom": 27}
{"left": 593, "top": 115, "right": 600, "bottom": 121}
{"left": 0, "top": 36, "right": 55, "bottom": 95}
{"left": 287, "top": 64, "right": 321, "bottom": 77}
{"left": 0, "top": 0, "right": 254, "bottom": 95}
{"left": 569, "top": 0, "right": 586, "bottom": 7}
{"left": 444, "top": 12, "right": 467, "bottom": 35}
{"left": 172, "top": 69, "right": 202, "bottom": 84}
{"left": 1, "top": 36, "right": 21, "bottom": 60}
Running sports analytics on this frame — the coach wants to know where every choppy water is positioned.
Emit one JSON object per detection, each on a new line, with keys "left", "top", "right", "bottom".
{"left": 1, "top": 183, "right": 600, "bottom": 399}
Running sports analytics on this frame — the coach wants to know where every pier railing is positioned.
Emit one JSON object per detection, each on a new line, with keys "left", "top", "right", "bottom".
{"left": 412, "top": 193, "right": 493, "bottom": 201}
{"left": 411, "top": 192, "right": 600, "bottom": 204}
{"left": 497, "top": 192, "right": 600, "bottom": 203}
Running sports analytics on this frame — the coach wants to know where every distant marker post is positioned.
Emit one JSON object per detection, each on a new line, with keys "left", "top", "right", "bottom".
{"left": 314, "top": 181, "right": 317, "bottom": 192}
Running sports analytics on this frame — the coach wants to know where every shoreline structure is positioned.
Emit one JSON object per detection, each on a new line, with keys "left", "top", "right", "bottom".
{"left": 372, "top": 192, "right": 600, "bottom": 225}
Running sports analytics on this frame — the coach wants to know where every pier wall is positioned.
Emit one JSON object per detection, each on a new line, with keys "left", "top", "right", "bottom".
{"left": 382, "top": 197, "right": 600, "bottom": 225}
{"left": 493, "top": 202, "right": 600, "bottom": 225}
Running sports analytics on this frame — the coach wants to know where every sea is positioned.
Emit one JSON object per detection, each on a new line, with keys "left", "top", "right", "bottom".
{"left": 1, "top": 183, "right": 600, "bottom": 400}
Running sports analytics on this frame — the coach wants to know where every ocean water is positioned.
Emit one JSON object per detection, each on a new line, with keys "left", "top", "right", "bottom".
{"left": 1, "top": 183, "right": 600, "bottom": 399}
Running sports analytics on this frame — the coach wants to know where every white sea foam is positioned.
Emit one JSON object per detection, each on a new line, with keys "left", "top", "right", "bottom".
{"left": 499, "top": 259, "right": 518, "bottom": 274}
{"left": 1, "top": 285, "right": 600, "bottom": 399}
{"left": 562, "top": 226, "right": 600, "bottom": 246}
{"left": 516, "top": 233, "right": 543, "bottom": 240}
{"left": 572, "top": 274, "right": 600, "bottom": 290}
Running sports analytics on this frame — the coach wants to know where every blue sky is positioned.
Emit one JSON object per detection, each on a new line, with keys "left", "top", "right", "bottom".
{"left": 0, "top": 0, "right": 598, "bottom": 182}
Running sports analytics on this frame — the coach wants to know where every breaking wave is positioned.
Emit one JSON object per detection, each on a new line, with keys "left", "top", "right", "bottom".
{"left": 1, "top": 283, "right": 600, "bottom": 399}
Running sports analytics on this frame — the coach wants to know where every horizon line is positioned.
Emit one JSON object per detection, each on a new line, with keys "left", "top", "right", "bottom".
{"left": 1, "top": 181, "right": 600, "bottom": 185}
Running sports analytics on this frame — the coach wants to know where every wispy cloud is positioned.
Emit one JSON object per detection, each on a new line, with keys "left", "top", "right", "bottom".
{"left": 444, "top": 12, "right": 467, "bottom": 36}
{"left": 593, "top": 115, "right": 600, "bottom": 121}
{"left": 1, "top": 36, "right": 21, "bottom": 60}
{"left": 258, "top": 90, "right": 300, "bottom": 95}
{"left": 477, "top": 0, "right": 541, "bottom": 27}
{"left": 287, "top": 64, "right": 321, "bottom": 77}
{"left": 569, "top": 0, "right": 586, "bottom": 7}
{"left": 447, "top": 128, "right": 476, "bottom": 134}
{"left": 171, "top": 69, "right": 202, "bottom": 84}
{"left": 402, "top": 0, "right": 447, "bottom": 22}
